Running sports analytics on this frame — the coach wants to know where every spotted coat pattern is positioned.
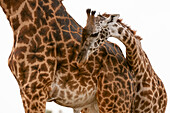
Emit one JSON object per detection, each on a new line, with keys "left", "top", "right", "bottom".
{"left": 0, "top": 1, "right": 133, "bottom": 113}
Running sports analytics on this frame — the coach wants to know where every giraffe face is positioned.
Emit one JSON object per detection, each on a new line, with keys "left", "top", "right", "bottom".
{"left": 77, "top": 14, "right": 120, "bottom": 66}
{"left": 77, "top": 15, "right": 105, "bottom": 66}
{"left": 77, "top": 29, "right": 100, "bottom": 66}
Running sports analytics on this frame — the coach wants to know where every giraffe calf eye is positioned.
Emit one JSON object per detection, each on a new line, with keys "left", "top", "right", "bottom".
{"left": 90, "top": 32, "right": 99, "bottom": 37}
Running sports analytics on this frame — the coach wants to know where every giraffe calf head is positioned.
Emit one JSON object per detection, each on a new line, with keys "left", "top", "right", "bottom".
{"left": 77, "top": 9, "right": 120, "bottom": 66}
{"left": 77, "top": 9, "right": 97, "bottom": 66}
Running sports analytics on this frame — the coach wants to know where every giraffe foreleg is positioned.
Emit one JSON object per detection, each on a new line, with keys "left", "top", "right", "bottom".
{"left": 20, "top": 86, "right": 48, "bottom": 113}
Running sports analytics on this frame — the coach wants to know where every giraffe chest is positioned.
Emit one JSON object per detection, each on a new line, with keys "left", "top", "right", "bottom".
{"left": 48, "top": 72, "right": 97, "bottom": 108}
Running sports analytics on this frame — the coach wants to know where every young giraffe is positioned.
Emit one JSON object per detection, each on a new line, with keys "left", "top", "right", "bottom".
{"left": 78, "top": 10, "right": 167, "bottom": 112}
{"left": 0, "top": 0, "right": 134, "bottom": 113}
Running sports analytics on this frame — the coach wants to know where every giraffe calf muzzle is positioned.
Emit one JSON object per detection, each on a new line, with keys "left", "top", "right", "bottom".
{"left": 77, "top": 50, "right": 88, "bottom": 67}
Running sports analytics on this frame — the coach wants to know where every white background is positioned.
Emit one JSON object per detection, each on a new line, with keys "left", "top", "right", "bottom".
{"left": 0, "top": 0, "right": 169, "bottom": 113}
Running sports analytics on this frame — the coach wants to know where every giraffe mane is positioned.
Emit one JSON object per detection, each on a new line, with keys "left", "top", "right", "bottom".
{"left": 135, "top": 35, "right": 143, "bottom": 40}
{"left": 117, "top": 20, "right": 143, "bottom": 40}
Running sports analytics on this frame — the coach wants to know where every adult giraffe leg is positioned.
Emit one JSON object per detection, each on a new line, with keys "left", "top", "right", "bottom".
{"left": 20, "top": 87, "right": 48, "bottom": 113}
{"left": 8, "top": 58, "right": 53, "bottom": 113}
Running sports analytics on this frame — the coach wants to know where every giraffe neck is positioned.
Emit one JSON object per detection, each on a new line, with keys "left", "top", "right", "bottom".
{"left": 110, "top": 24, "right": 147, "bottom": 75}
{"left": 0, "top": 0, "right": 28, "bottom": 20}
{"left": 0, "top": 0, "right": 82, "bottom": 49}
{"left": 0, "top": 0, "right": 60, "bottom": 31}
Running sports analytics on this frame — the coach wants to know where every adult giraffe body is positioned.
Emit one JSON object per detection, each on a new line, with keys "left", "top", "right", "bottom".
{"left": 0, "top": 0, "right": 133, "bottom": 113}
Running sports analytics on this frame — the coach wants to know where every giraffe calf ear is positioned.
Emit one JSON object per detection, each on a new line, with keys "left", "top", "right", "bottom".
{"left": 107, "top": 14, "right": 120, "bottom": 23}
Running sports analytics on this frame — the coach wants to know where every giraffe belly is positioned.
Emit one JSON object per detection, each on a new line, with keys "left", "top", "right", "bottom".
{"left": 48, "top": 73, "right": 97, "bottom": 108}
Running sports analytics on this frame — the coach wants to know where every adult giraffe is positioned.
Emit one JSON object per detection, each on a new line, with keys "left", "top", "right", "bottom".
{"left": 0, "top": 0, "right": 133, "bottom": 113}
